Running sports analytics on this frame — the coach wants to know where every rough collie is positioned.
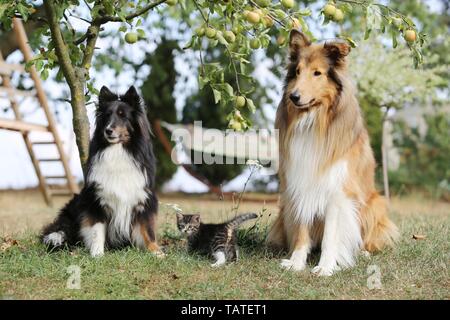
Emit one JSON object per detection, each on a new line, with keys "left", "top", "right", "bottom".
{"left": 267, "top": 30, "right": 398, "bottom": 276}
{"left": 41, "top": 86, "right": 162, "bottom": 257}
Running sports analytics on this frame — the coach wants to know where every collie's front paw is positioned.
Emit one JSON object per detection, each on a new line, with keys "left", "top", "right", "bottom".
{"left": 280, "top": 259, "right": 306, "bottom": 272}
{"left": 210, "top": 261, "right": 226, "bottom": 268}
{"left": 311, "top": 264, "right": 340, "bottom": 276}
{"left": 90, "top": 246, "right": 104, "bottom": 258}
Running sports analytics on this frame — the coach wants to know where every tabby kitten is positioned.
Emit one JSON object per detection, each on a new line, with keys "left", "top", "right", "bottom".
{"left": 176, "top": 212, "right": 258, "bottom": 267}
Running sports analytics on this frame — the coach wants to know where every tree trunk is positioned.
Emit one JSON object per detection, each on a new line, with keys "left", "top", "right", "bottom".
{"left": 44, "top": 0, "right": 91, "bottom": 176}
{"left": 68, "top": 78, "right": 91, "bottom": 175}
{"left": 381, "top": 112, "right": 390, "bottom": 202}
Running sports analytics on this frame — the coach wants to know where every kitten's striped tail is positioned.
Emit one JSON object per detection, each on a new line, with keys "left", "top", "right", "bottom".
{"left": 226, "top": 213, "right": 258, "bottom": 229}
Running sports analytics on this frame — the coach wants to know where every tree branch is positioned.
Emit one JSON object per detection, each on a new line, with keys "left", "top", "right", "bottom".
{"left": 95, "top": 0, "right": 168, "bottom": 24}
{"left": 44, "top": 0, "right": 79, "bottom": 90}
{"left": 81, "top": 24, "right": 100, "bottom": 69}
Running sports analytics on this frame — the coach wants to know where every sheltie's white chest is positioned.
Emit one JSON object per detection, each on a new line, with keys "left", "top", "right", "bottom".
{"left": 88, "top": 144, "right": 147, "bottom": 243}
{"left": 284, "top": 112, "right": 348, "bottom": 225}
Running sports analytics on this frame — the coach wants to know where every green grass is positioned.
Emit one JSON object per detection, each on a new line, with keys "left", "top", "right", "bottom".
{"left": 0, "top": 210, "right": 448, "bottom": 300}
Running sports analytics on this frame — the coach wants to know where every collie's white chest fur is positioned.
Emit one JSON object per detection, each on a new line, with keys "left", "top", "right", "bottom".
{"left": 87, "top": 144, "right": 147, "bottom": 244}
{"left": 285, "top": 112, "right": 349, "bottom": 225}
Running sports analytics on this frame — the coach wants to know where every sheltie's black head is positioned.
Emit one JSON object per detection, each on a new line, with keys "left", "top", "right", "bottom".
{"left": 96, "top": 85, "right": 148, "bottom": 145}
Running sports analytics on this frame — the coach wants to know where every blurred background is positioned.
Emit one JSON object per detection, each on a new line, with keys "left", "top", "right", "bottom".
{"left": 0, "top": 0, "right": 448, "bottom": 201}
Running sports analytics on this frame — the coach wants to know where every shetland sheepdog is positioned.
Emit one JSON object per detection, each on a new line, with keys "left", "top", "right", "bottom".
{"left": 267, "top": 30, "right": 398, "bottom": 276}
{"left": 41, "top": 86, "right": 162, "bottom": 257}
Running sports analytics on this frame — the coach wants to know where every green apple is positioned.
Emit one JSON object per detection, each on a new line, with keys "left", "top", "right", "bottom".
{"left": 250, "top": 38, "right": 261, "bottom": 49}
{"left": 323, "top": 3, "right": 336, "bottom": 17}
{"left": 246, "top": 11, "right": 261, "bottom": 24}
{"left": 224, "top": 31, "right": 236, "bottom": 43}
{"left": 404, "top": 29, "right": 417, "bottom": 42}
{"left": 230, "top": 120, "right": 242, "bottom": 131}
{"left": 277, "top": 35, "right": 286, "bottom": 46}
{"left": 235, "top": 96, "right": 246, "bottom": 108}
{"left": 281, "top": 0, "right": 294, "bottom": 9}
{"left": 205, "top": 27, "right": 217, "bottom": 39}
{"left": 195, "top": 27, "right": 205, "bottom": 37}
{"left": 263, "top": 16, "right": 274, "bottom": 28}
{"left": 125, "top": 32, "right": 138, "bottom": 44}
{"left": 333, "top": 8, "right": 344, "bottom": 22}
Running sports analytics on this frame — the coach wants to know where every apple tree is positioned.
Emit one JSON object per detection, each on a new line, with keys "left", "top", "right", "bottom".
{"left": 0, "top": 0, "right": 425, "bottom": 173}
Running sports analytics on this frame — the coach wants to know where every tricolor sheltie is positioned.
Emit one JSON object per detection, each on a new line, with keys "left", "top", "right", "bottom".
{"left": 267, "top": 30, "right": 398, "bottom": 275}
{"left": 41, "top": 86, "right": 162, "bottom": 257}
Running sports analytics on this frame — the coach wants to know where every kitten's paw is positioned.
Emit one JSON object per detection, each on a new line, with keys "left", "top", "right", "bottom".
{"left": 43, "top": 231, "right": 65, "bottom": 247}
{"left": 154, "top": 250, "right": 166, "bottom": 259}
{"left": 280, "top": 259, "right": 306, "bottom": 271}
{"left": 311, "top": 264, "right": 340, "bottom": 276}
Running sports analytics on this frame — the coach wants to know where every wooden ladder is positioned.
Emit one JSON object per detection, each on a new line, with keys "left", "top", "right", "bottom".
{"left": 0, "top": 18, "right": 79, "bottom": 205}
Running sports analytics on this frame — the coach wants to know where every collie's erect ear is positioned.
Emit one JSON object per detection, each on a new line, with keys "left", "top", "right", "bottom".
{"left": 121, "top": 86, "right": 141, "bottom": 108}
{"left": 323, "top": 40, "right": 351, "bottom": 67}
{"left": 289, "top": 29, "right": 310, "bottom": 60}
{"left": 99, "top": 86, "right": 117, "bottom": 103}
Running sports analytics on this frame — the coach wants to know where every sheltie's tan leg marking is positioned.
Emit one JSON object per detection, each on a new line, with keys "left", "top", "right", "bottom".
{"left": 80, "top": 218, "right": 106, "bottom": 258}
{"left": 139, "top": 223, "right": 165, "bottom": 258}
{"left": 280, "top": 224, "right": 311, "bottom": 271}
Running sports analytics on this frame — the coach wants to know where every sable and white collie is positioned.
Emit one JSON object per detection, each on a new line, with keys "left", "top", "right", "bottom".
{"left": 267, "top": 30, "right": 398, "bottom": 276}
{"left": 41, "top": 86, "right": 162, "bottom": 257}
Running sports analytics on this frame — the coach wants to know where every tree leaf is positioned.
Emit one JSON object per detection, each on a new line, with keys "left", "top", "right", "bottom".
{"left": 212, "top": 88, "right": 221, "bottom": 104}
{"left": 224, "top": 83, "right": 234, "bottom": 96}
{"left": 366, "top": 5, "right": 382, "bottom": 31}
{"left": 246, "top": 98, "right": 256, "bottom": 113}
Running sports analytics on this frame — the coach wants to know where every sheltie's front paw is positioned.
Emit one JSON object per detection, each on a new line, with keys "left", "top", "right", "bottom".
{"left": 280, "top": 259, "right": 306, "bottom": 272}
{"left": 43, "top": 231, "right": 65, "bottom": 247}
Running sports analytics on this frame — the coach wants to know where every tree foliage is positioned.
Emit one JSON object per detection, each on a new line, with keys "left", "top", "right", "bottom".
{"left": 0, "top": 0, "right": 427, "bottom": 172}
{"left": 391, "top": 113, "right": 450, "bottom": 199}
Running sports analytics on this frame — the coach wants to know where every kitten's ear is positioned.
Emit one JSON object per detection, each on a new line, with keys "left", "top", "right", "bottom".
{"left": 193, "top": 214, "right": 201, "bottom": 223}
{"left": 176, "top": 212, "right": 183, "bottom": 221}
{"left": 99, "top": 86, "right": 117, "bottom": 103}
{"left": 289, "top": 29, "right": 310, "bottom": 61}
{"left": 121, "top": 86, "right": 141, "bottom": 108}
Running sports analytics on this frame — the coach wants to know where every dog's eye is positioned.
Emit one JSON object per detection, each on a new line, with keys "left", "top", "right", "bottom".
{"left": 314, "top": 71, "right": 322, "bottom": 76}
{"left": 117, "top": 110, "right": 125, "bottom": 117}
{"left": 296, "top": 68, "right": 300, "bottom": 75}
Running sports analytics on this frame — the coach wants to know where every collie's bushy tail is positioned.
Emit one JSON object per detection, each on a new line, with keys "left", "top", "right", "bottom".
{"left": 226, "top": 213, "right": 258, "bottom": 229}
{"left": 360, "top": 193, "right": 399, "bottom": 252}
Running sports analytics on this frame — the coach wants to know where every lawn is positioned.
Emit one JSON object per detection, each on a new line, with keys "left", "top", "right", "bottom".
{"left": 0, "top": 189, "right": 449, "bottom": 299}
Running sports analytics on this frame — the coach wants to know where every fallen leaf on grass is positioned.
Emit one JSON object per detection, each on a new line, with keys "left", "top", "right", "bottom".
{"left": 412, "top": 234, "right": 426, "bottom": 240}
{"left": 0, "top": 236, "right": 18, "bottom": 252}
{"left": 171, "top": 273, "right": 180, "bottom": 280}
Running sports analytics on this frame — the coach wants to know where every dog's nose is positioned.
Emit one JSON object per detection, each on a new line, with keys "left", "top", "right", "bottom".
{"left": 289, "top": 91, "right": 301, "bottom": 104}
{"left": 105, "top": 128, "right": 113, "bottom": 136}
